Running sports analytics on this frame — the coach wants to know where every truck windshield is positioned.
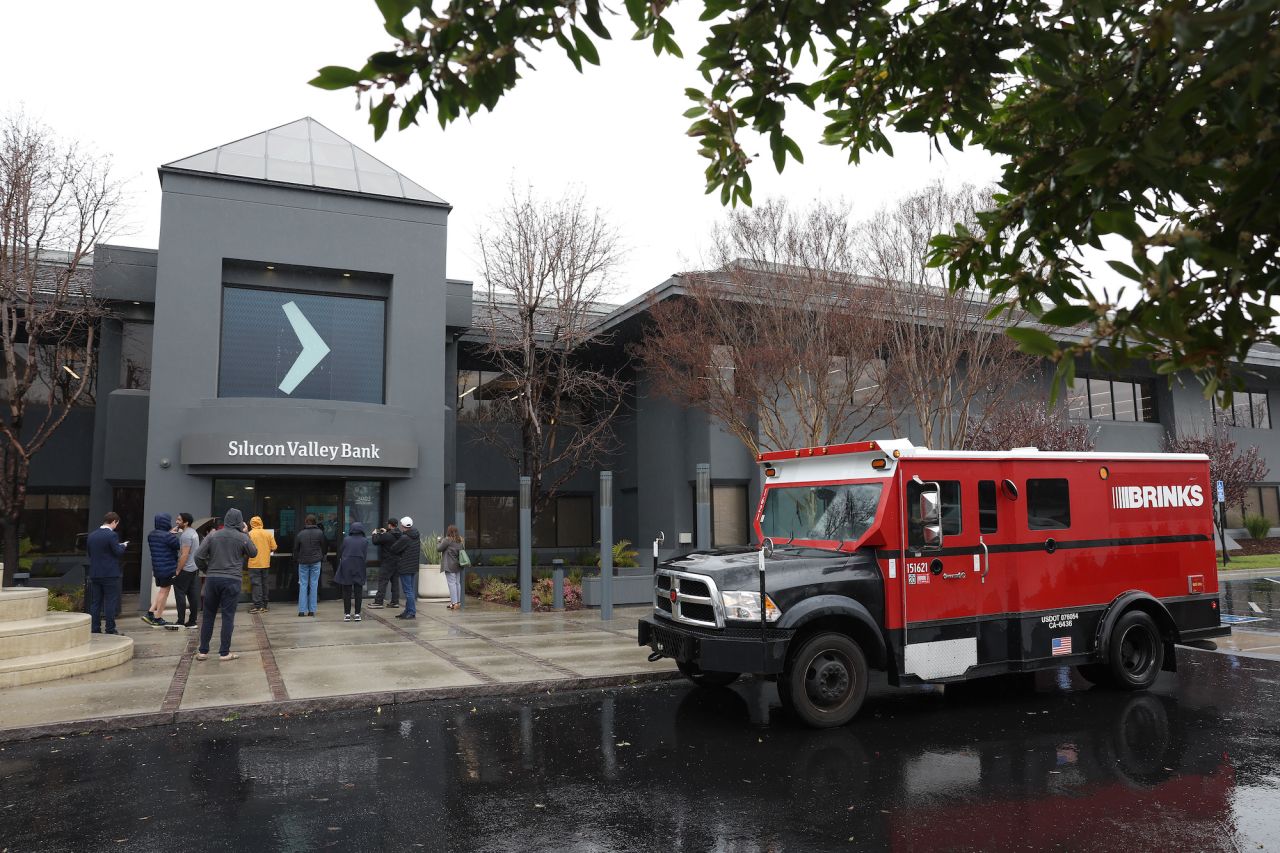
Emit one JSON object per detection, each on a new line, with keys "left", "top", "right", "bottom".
{"left": 760, "top": 483, "right": 884, "bottom": 544}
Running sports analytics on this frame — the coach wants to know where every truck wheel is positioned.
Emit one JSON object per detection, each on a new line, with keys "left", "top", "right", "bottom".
{"left": 677, "top": 660, "right": 741, "bottom": 688}
{"left": 780, "top": 633, "right": 868, "bottom": 728}
{"left": 1107, "top": 610, "right": 1164, "bottom": 691}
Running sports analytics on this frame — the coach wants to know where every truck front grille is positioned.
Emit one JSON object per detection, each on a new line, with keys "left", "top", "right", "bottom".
{"left": 654, "top": 569, "right": 721, "bottom": 628}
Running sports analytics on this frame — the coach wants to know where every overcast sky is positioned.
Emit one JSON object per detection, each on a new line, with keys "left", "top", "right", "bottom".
{"left": 3, "top": 0, "right": 1005, "bottom": 303}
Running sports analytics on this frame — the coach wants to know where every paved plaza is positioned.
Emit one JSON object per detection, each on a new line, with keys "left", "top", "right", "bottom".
{"left": 0, "top": 597, "right": 673, "bottom": 740}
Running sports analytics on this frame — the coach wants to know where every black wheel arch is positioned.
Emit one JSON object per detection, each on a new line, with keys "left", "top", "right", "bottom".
{"left": 776, "top": 595, "right": 888, "bottom": 671}
{"left": 1096, "top": 591, "right": 1179, "bottom": 673}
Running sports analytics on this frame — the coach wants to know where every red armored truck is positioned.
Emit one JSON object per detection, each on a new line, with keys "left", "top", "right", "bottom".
{"left": 638, "top": 439, "right": 1230, "bottom": 727}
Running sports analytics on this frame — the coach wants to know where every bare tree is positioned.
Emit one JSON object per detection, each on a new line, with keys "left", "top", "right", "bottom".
{"left": 639, "top": 199, "right": 898, "bottom": 457}
{"left": 0, "top": 113, "right": 119, "bottom": 585}
{"left": 469, "top": 185, "right": 627, "bottom": 528}
{"left": 860, "top": 181, "right": 1032, "bottom": 450}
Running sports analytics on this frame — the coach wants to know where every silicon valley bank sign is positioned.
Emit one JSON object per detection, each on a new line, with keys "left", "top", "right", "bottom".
{"left": 180, "top": 434, "right": 417, "bottom": 470}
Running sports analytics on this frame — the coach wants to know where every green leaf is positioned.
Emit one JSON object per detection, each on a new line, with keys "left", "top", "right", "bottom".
{"left": 1039, "top": 304, "right": 1096, "bottom": 327}
{"left": 309, "top": 66, "right": 364, "bottom": 91}
{"left": 1006, "top": 326, "right": 1060, "bottom": 358}
{"left": 571, "top": 26, "right": 601, "bottom": 66}
{"left": 1106, "top": 260, "right": 1143, "bottom": 282}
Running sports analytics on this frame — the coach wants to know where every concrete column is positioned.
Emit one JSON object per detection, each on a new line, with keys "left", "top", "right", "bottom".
{"left": 600, "top": 471, "right": 613, "bottom": 621}
{"left": 455, "top": 482, "right": 466, "bottom": 611}
{"left": 519, "top": 476, "right": 531, "bottom": 613}
{"left": 696, "top": 463, "right": 711, "bottom": 551}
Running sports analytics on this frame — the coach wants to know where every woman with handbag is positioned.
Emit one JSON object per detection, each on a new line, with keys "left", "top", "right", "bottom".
{"left": 440, "top": 525, "right": 466, "bottom": 610}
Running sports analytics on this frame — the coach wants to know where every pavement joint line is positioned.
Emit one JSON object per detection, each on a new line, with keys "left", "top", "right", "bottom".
{"left": 159, "top": 620, "right": 202, "bottom": 713}
{"left": 417, "top": 608, "right": 583, "bottom": 679}
{"left": 363, "top": 609, "right": 498, "bottom": 684}
{"left": 252, "top": 612, "right": 290, "bottom": 702}
{"left": 0, "top": 670, "right": 681, "bottom": 744}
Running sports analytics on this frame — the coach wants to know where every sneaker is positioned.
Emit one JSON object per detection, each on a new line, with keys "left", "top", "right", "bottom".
{"left": 141, "top": 613, "right": 159, "bottom": 626}
{"left": 151, "top": 616, "right": 172, "bottom": 629}
{"left": 353, "top": 614, "right": 362, "bottom": 622}
{"left": 308, "top": 612, "right": 316, "bottom": 617}
{"left": 248, "top": 606, "right": 261, "bottom": 614}
{"left": 105, "top": 629, "right": 122, "bottom": 635}
{"left": 298, "top": 612, "right": 307, "bottom": 617}
{"left": 343, "top": 614, "right": 352, "bottom": 622}
{"left": 183, "top": 622, "right": 197, "bottom": 629}
{"left": 367, "top": 602, "right": 384, "bottom": 609}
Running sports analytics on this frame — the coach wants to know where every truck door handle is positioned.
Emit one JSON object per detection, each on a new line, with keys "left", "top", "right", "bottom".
{"left": 979, "top": 536, "right": 989, "bottom": 584}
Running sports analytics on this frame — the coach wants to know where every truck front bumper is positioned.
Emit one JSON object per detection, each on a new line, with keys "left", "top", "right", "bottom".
{"left": 638, "top": 614, "right": 792, "bottom": 675}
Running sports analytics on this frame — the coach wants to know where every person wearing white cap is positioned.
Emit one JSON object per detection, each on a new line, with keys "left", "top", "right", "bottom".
{"left": 389, "top": 515, "right": 421, "bottom": 618}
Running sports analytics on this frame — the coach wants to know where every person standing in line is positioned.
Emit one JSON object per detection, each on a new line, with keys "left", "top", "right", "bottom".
{"left": 294, "top": 514, "right": 326, "bottom": 618}
{"left": 246, "top": 516, "right": 276, "bottom": 614}
{"left": 193, "top": 508, "right": 256, "bottom": 662}
{"left": 336, "top": 522, "right": 369, "bottom": 622}
{"left": 143, "top": 513, "right": 180, "bottom": 628}
{"left": 172, "top": 513, "right": 201, "bottom": 628}
{"left": 368, "top": 518, "right": 400, "bottom": 609}
{"left": 440, "top": 525, "right": 464, "bottom": 611}
{"left": 391, "top": 516, "right": 421, "bottom": 619}
{"left": 87, "top": 511, "right": 127, "bottom": 635}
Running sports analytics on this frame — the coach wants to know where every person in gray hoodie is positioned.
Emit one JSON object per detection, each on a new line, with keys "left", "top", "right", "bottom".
{"left": 193, "top": 508, "right": 257, "bottom": 661}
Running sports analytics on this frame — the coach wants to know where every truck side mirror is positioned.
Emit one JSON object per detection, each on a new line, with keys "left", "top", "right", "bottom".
{"left": 919, "top": 488, "right": 943, "bottom": 549}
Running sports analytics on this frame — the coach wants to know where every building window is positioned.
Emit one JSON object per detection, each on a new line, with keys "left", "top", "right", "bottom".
{"left": 218, "top": 286, "right": 385, "bottom": 403}
{"left": 1066, "top": 378, "right": 1157, "bottom": 422}
{"left": 1027, "top": 479, "right": 1071, "bottom": 530}
{"left": 21, "top": 493, "right": 90, "bottom": 556}
{"left": 465, "top": 493, "right": 594, "bottom": 550}
{"left": 457, "top": 370, "right": 518, "bottom": 422}
{"left": 1226, "top": 485, "right": 1280, "bottom": 528}
{"left": 712, "top": 484, "right": 749, "bottom": 547}
{"left": 1222, "top": 392, "right": 1271, "bottom": 430}
{"left": 119, "top": 322, "right": 153, "bottom": 391}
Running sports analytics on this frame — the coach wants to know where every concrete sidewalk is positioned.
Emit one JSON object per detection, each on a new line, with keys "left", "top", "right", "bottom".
{"left": 0, "top": 597, "right": 674, "bottom": 742}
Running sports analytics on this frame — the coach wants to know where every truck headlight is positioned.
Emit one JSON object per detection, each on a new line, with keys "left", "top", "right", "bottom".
{"left": 721, "top": 590, "right": 781, "bottom": 622}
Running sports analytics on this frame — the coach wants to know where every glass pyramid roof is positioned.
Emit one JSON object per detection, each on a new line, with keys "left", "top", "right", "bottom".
{"left": 162, "top": 117, "right": 446, "bottom": 205}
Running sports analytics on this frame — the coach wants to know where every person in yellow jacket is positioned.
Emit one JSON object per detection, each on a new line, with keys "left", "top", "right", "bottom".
{"left": 247, "top": 516, "right": 277, "bottom": 614}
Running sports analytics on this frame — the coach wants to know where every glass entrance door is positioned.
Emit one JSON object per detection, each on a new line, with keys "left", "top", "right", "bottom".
{"left": 211, "top": 478, "right": 385, "bottom": 603}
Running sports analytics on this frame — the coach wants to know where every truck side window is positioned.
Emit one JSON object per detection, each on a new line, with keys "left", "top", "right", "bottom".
{"left": 979, "top": 480, "right": 998, "bottom": 534}
{"left": 1027, "top": 478, "right": 1071, "bottom": 530}
{"left": 907, "top": 480, "right": 962, "bottom": 547}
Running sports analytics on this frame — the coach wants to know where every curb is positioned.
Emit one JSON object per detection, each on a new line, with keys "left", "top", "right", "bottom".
{"left": 0, "top": 670, "right": 682, "bottom": 744}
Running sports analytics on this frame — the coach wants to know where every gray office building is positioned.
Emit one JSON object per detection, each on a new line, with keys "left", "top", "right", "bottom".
{"left": 13, "top": 118, "right": 1280, "bottom": 601}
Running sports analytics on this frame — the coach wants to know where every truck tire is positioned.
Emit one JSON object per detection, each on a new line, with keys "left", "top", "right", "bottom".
{"left": 779, "top": 632, "right": 868, "bottom": 728}
{"left": 1106, "top": 610, "right": 1164, "bottom": 691}
{"left": 677, "top": 660, "right": 741, "bottom": 688}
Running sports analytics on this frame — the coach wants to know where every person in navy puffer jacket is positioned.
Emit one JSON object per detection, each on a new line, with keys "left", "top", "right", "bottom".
{"left": 144, "top": 512, "right": 180, "bottom": 628}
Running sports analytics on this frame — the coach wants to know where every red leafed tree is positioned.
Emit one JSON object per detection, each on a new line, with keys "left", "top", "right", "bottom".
{"left": 639, "top": 199, "right": 898, "bottom": 456}
{"left": 962, "top": 398, "right": 1096, "bottom": 452}
{"left": 1165, "top": 426, "right": 1268, "bottom": 516}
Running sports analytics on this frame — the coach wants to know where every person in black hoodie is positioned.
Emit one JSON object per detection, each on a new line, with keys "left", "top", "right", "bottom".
{"left": 368, "top": 518, "right": 400, "bottom": 609}
{"left": 336, "top": 522, "right": 369, "bottom": 622}
{"left": 293, "top": 514, "right": 327, "bottom": 617}
{"left": 390, "top": 516, "right": 421, "bottom": 619}
{"left": 192, "top": 508, "right": 257, "bottom": 661}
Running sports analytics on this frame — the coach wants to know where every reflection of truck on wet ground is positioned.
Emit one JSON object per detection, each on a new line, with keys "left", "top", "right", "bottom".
{"left": 639, "top": 439, "right": 1230, "bottom": 726}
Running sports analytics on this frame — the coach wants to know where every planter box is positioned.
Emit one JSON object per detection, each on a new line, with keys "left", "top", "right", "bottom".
{"left": 581, "top": 569, "right": 653, "bottom": 606}
{"left": 418, "top": 564, "right": 449, "bottom": 600}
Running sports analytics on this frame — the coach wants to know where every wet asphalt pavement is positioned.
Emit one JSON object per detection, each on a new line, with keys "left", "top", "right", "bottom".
{"left": 1221, "top": 573, "right": 1280, "bottom": 634}
{"left": 2, "top": 643, "right": 1278, "bottom": 853}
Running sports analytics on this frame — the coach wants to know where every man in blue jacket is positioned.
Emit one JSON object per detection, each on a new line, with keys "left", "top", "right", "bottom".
{"left": 87, "top": 511, "right": 128, "bottom": 635}
{"left": 143, "top": 512, "right": 180, "bottom": 628}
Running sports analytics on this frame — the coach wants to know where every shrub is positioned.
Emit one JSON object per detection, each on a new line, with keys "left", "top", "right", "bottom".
{"left": 420, "top": 532, "right": 442, "bottom": 564}
{"left": 465, "top": 573, "right": 483, "bottom": 593}
{"left": 47, "top": 585, "right": 84, "bottom": 612}
{"left": 1243, "top": 514, "right": 1272, "bottom": 540}
{"left": 594, "top": 540, "right": 640, "bottom": 568}
{"left": 504, "top": 585, "right": 521, "bottom": 604}
{"left": 489, "top": 554, "right": 517, "bottom": 568}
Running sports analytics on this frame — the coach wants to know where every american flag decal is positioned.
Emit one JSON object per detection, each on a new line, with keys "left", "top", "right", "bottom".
{"left": 1051, "top": 636, "right": 1072, "bottom": 656}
